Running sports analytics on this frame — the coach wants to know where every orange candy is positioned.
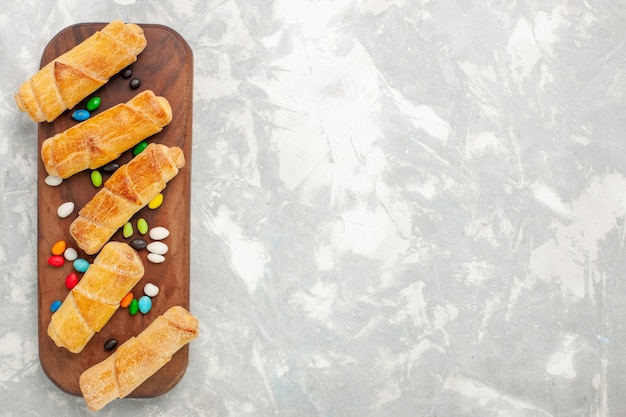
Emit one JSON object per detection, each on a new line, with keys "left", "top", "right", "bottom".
{"left": 51, "top": 240, "right": 67, "bottom": 256}
{"left": 120, "top": 292, "right": 133, "bottom": 308}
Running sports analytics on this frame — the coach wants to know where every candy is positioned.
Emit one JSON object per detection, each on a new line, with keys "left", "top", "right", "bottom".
{"left": 91, "top": 170, "right": 103, "bottom": 187}
{"left": 148, "top": 193, "right": 163, "bottom": 209}
{"left": 72, "top": 109, "right": 90, "bottom": 121}
{"left": 47, "top": 255, "right": 64, "bottom": 267}
{"left": 64, "top": 247, "right": 78, "bottom": 261}
{"left": 130, "top": 238, "right": 147, "bottom": 250}
{"left": 57, "top": 201, "right": 74, "bottom": 218}
{"left": 101, "top": 162, "right": 120, "bottom": 173}
{"left": 65, "top": 272, "right": 79, "bottom": 290}
{"left": 144, "top": 283, "right": 159, "bottom": 297}
{"left": 138, "top": 295, "right": 152, "bottom": 314}
{"left": 122, "top": 68, "right": 132, "bottom": 78}
{"left": 50, "top": 300, "right": 62, "bottom": 313}
{"left": 73, "top": 258, "right": 90, "bottom": 273}
{"left": 147, "top": 241, "right": 168, "bottom": 255}
{"left": 133, "top": 141, "right": 148, "bottom": 155}
{"left": 147, "top": 253, "right": 165, "bottom": 264}
{"left": 104, "top": 338, "right": 118, "bottom": 351}
{"left": 137, "top": 218, "right": 148, "bottom": 235}
{"left": 86, "top": 96, "right": 101, "bottom": 112}
{"left": 44, "top": 175, "right": 63, "bottom": 186}
{"left": 120, "top": 292, "right": 133, "bottom": 308}
{"left": 129, "top": 77, "right": 141, "bottom": 89}
{"left": 149, "top": 226, "right": 169, "bottom": 240}
{"left": 123, "top": 221, "right": 133, "bottom": 238}
{"left": 129, "top": 298, "right": 139, "bottom": 315}
{"left": 51, "top": 240, "right": 66, "bottom": 256}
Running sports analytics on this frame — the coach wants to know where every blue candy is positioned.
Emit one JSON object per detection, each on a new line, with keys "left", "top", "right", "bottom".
{"left": 73, "top": 258, "right": 90, "bottom": 273}
{"left": 138, "top": 295, "right": 152, "bottom": 314}
{"left": 50, "top": 300, "right": 62, "bottom": 313}
{"left": 71, "top": 109, "right": 90, "bottom": 121}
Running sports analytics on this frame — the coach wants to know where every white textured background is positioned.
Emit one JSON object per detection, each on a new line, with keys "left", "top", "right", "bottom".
{"left": 2, "top": 0, "right": 626, "bottom": 416}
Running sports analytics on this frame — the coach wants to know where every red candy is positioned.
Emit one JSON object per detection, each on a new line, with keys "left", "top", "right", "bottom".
{"left": 65, "top": 272, "right": 79, "bottom": 290}
{"left": 47, "top": 255, "right": 65, "bottom": 267}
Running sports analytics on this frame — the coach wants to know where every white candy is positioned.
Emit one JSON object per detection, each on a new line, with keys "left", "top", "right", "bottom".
{"left": 147, "top": 241, "right": 168, "bottom": 255}
{"left": 45, "top": 175, "right": 63, "bottom": 186}
{"left": 149, "top": 226, "right": 170, "bottom": 240}
{"left": 64, "top": 247, "right": 78, "bottom": 261}
{"left": 144, "top": 283, "right": 159, "bottom": 297}
{"left": 57, "top": 201, "right": 75, "bottom": 218}
{"left": 147, "top": 253, "right": 165, "bottom": 264}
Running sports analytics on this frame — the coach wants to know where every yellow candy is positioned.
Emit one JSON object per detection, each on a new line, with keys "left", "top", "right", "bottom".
{"left": 148, "top": 193, "right": 164, "bottom": 209}
{"left": 51, "top": 240, "right": 66, "bottom": 256}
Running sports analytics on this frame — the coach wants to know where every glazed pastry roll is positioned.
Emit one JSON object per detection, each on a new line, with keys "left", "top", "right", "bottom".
{"left": 15, "top": 20, "right": 147, "bottom": 122}
{"left": 47, "top": 242, "right": 144, "bottom": 353}
{"left": 70, "top": 143, "right": 185, "bottom": 255}
{"left": 79, "top": 306, "right": 199, "bottom": 411}
{"left": 41, "top": 90, "right": 172, "bottom": 179}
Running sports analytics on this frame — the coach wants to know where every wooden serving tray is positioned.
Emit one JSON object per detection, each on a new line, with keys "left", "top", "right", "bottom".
{"left": 36, "top": 23, "right": 193, "bottom": 397}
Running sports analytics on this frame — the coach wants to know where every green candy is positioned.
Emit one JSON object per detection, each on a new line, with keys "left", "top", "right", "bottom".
{"left": 133, "top": 141, "right": 148, "bottom": 155}
{"left": 86, "top": 96, "right": 101, "bottom": 111}
{"left": 129, "top": 298, "right": 139, "bottom": 315}
{"left": 90, "top": 170, "right": 102, "bottom": 187}
{"left": 137, "top": 218, "right": 148, "bottom": 235}
{"left": 123, "top": 221, "right": 133, "bottom": 238}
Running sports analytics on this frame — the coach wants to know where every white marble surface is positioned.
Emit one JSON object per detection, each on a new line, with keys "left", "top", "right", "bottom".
{"left": 2, "top": 0, "right": 626, "bottom": 415}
